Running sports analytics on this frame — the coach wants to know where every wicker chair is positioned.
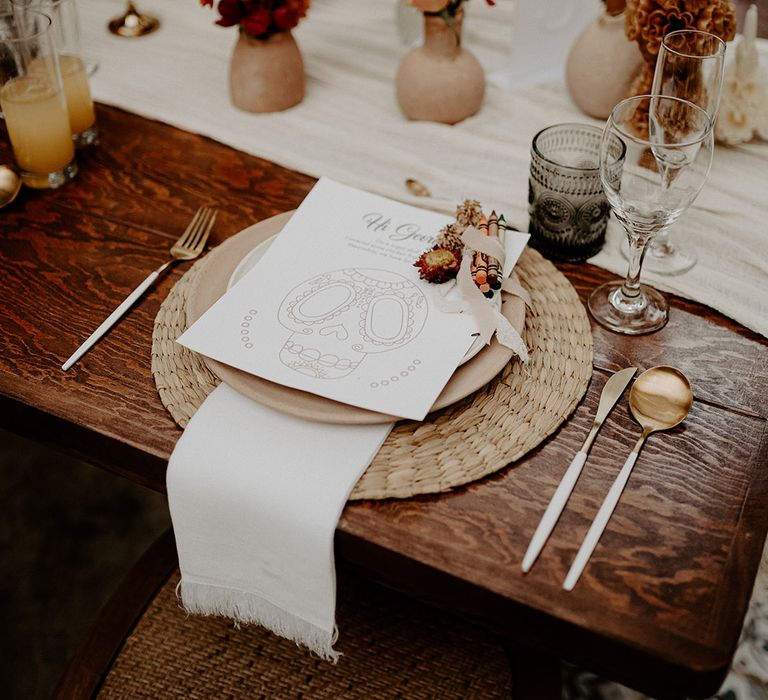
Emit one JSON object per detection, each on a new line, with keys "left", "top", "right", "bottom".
{"left": 53, "top": 529, "right": 549, "bottom": 699}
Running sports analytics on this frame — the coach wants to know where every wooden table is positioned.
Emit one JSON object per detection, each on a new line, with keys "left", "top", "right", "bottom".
{"left": 1, "top": 105, "right": 766, "bottom": 700}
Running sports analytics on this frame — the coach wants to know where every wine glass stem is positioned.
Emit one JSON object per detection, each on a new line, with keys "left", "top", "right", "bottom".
{"left": 614, "top": 230, "right": 651, "bottom": 312}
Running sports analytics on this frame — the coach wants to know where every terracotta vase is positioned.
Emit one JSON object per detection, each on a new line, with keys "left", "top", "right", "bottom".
{"left": 229, "top": 30, "right": 304, "bottom": 113}
{"left": 565, "top": 5, "right": 644, "bottom": 120}
{"left": 395, "top": 9, "right": 485, "bottom": 125}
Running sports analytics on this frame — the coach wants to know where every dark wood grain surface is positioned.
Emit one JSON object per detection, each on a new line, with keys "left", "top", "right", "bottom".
{"left": 1, "top": 104, "right": 766, "bottom": 700}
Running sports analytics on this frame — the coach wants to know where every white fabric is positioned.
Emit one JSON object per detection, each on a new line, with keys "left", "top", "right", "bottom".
{"left": 78, "top": 0, "right": 768, "bottom": 337}
{"left": 167, "top": 383, "right": 392, "bottom": 660}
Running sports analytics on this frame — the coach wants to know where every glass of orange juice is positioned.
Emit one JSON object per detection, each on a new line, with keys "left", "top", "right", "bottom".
{"left": 14, "top": 0, "right": 98, "bottom": 146}
{"left": 0, "top": 10, "right": 77, "bottom": 188}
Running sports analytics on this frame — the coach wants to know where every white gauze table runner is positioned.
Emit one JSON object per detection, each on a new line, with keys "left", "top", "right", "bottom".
{"left": 78, "top": 0, "right": 768, "bottom": 337}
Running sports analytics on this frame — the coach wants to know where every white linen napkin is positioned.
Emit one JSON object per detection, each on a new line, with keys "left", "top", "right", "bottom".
{"left": 167, "top": 383, "right": 393, "bottom": 661}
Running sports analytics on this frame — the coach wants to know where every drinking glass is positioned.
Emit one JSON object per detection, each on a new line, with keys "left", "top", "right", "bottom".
{"left": 626, "top": 29, "right": 726, "bottom": 276}
{"left": 528, "top": 123, "right": 617, "bottom": 262}
{"left": 0, "top": 10, "right": 77, "bottom": 188}
{"left": 14, "top": 0, "right": 98, "bottom": 145}
{"left": 588, "top": 95, "right": 713, "bottom": 334}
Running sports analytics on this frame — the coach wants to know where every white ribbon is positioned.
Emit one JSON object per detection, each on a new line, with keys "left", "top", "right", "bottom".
{"left": 432, "top": 226, "right": 530, "bottom": 362}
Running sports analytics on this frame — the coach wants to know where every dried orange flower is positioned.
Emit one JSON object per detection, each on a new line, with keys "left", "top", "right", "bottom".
{"left": 624, "top": 0, "right": 736, "bottom": 137}
{"left": 625, "top": 0, "right": 736, "bottom": 64}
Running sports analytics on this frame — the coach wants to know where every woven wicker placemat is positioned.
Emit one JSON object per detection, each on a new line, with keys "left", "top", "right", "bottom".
{"left": 152, "top": 246, "right": 593, "bottom": 500}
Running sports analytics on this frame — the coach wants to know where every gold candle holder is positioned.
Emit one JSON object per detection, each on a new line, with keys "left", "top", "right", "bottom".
{"left": 108, "top": 1, "right": 159, "bottom": 38}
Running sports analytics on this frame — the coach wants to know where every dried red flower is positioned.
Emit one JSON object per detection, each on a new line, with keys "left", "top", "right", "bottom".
{"left": 241, "top": 7, "right": 270, "bottom": 35}
{"left": 272, "top": 5, "right": 298, "bottom": 31}
{"left": 215, "top": 0, "right": 243, "bottom": 27}
{"left": 414, "top": 246, "right": 462, "bottom": 284}
{"left": 203, "top": 0, "right": 311, "bottom": 38}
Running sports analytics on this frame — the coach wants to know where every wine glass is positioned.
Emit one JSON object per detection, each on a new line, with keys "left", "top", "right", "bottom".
{"left": 588, "top": 95, "right": 714, "bottom": 334}
{"left": 625, "top": 29, "right": 726, "bottom": 276}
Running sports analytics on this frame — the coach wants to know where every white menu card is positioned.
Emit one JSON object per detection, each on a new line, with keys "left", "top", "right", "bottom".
{"left": 178, "top": 178, "right": 480, "bottom": 421}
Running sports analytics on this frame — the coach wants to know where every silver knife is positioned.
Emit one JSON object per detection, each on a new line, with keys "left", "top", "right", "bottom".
{"left": 521, "top": 366, "right": 637, "bottom": 573}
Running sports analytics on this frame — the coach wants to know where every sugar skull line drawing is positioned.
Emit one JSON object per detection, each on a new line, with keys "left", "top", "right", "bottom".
{"left": 276, "top": 268, "right": 428, "bottom": 379}
{"left": 370, "top": 359, "right": 422, "bottom": 389}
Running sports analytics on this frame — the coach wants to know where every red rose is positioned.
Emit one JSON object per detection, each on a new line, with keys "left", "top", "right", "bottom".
{"left": 241, "top": 6, "right": 271, "bottom": 36}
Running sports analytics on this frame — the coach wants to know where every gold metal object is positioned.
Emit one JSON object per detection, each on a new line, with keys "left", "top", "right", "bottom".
{"left": 405, "top": 178, "right": 431, "bottom": 197}
{"left": 628, "top": 366, "right": 693, "bottom": 445}
{"left": 62, "top": 207, "right": 216, "bottom": 371}
{"left": 563, "top": 365, "right": 693, "bottom": 590}
{"left": 0, "top": 166, "right": 21, "bottom": 209}
{"left": 521, "top": 366, "right": 637, "bottom": 573}
{"left": 582, "top": 366, "right": 638, "bottom": 452}
{"left": 108, "top": 2, "right": 160, "bottom": 38}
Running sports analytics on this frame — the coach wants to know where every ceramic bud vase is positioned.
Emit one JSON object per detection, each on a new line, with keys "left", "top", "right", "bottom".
{"left": 565, "top": 4, "right": 644, "bottom": 120}
{"left": 395, "top": 9, "right": 484, "bottom": 125}
{"left": 229, "top": 30, "right": 304, "bottom": 113}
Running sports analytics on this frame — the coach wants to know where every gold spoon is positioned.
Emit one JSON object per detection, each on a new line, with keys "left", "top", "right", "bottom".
{"left": 405, "top": 178, "right": 431, "bottom": 197}
{"left": 0, "top": 165, "right": 21, "bottom": 208}
{"left": 563, "top": 366, "right": 693, "bottom": 590}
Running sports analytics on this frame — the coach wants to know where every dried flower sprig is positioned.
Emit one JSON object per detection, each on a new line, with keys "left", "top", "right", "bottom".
{"left": 434, "top": 199, "right": 484, "bottom": 252}
{"left": 436, "top": 223, "right": 465, "bottom": 252}
{"left": 455, "top": 199, "right": 483, "bottom": 228}
{"left": 414, "top": 199, "right": 490, "bottom": 284}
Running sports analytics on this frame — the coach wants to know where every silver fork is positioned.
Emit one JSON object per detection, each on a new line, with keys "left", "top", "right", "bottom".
{"left": 62, "top": 207, "right": 217, "bottom": 371}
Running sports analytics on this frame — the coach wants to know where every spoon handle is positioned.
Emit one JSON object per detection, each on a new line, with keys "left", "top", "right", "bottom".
{"left": 563, "top": 447, "right": 641, "bottom": 591}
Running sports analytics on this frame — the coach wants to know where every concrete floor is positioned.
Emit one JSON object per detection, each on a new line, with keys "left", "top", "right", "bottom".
{"left": 0, "top": 428, "right": 170, "bottom": 700}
